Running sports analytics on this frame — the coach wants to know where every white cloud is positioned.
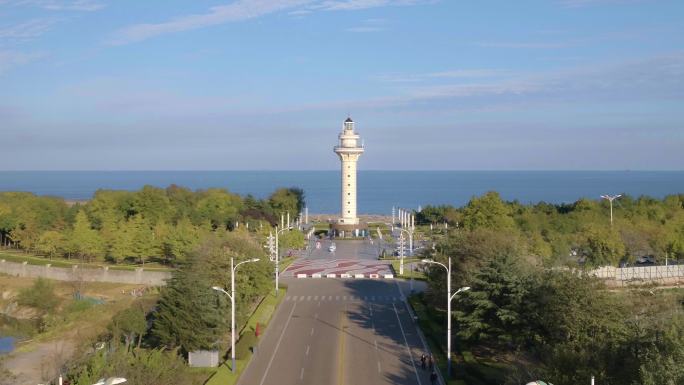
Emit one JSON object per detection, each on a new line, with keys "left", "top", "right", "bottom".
{"left": 0, "top": 50, "right": 45, "bottom": 74}
{"left": 346, "top": 26, "right": 383, "bottom": 32}
{"left": 376, "top": 69, "right": 510, "bottom": 83}
{"left": 346, "top": 17, "right": 386, "bottom": 32}
{"left": 108, "top": 0, "right": 314, "bottom": 45}
{"left": 312, "top": 0, "right": 432, "bottom": 11}
{"left": 401, "top": 52, "right": 684, "bottom": 102}
{"left": 13, "top": 0, "right": 105, "bottom": 11}
{"left": 474, "top": 41, "right": 570, "bottom": 49}
{"left": 559, "top": 0, "right": 642, "bottom": 7}
{"left": 108, "top": 0, "right": 435, "bottom": 45}
{"left": 0, "top": 19, "right": 57, "bottom": 41}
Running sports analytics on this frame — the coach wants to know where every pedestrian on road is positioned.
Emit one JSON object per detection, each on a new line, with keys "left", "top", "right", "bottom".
{"left": 428, "top": 354, "right": 434, "bottom": 370}
{"left": 430, "top": 371, "right": 438, "bottom": 385}
{"left": 420, "top": 353, "right": 427, "bottom": 370}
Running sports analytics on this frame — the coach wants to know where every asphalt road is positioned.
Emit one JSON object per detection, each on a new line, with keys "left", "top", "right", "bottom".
{"left": 238, "top": 277, "right": 434, "bottom": 385}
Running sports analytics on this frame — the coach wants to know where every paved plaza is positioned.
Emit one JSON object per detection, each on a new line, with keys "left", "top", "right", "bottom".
{"left": 282, "top": 238, "right": 393, "bottom": 277}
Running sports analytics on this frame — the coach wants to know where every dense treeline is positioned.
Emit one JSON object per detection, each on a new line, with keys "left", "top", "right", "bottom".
{"left": 417, "top": 191, "right": 684, "bottom": 267}
{"left": 0, "top": 185, "right": 305, "bottom": 265}
{"left": 418, "top": 192, "right": 684, "bottom": 384}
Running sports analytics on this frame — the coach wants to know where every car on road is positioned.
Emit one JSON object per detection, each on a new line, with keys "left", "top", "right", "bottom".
{"left": 328, "top": 243, "right": 336, "bottom": 252}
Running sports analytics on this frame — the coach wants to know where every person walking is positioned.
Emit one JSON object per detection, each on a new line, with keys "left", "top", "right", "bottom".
{"left": 430, "top": 370, "right": 438, "bottom": 385}
{"left": 428, "top": 354, "right": 434, "bottom": 370}
{"left": 420, "top": 354, "right": 427, "bottom": 370}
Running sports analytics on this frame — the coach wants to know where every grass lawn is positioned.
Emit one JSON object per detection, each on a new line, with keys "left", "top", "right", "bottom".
{"left": 205, "top": 288, "right": 287, "bottom": 385}
{"left": 408, "top": 293, "right": 511, "bottom": 385}
{"left": 310, "top": 221, "right": 331, "bottom": 230}
{"left": 390, "top": 258, "right": 427, "bottom": 280}
{"left": 0, "top": 250, "right": 173, "bottom": 271}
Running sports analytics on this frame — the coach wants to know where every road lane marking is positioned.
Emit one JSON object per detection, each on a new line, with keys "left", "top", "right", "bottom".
{"left": 310, "top": 328, "right": 314, "bottom": 336}
{"left": 377, "top": 361, "right": 382, "bottom": 373}
{"left": 315, "top": 313, "right": 318, "bottom": 319}
{"left": 314, "top": 296, "right": 319, "bottom": 300}
{"left": 393, "top": 302, "right": 422, "bottom": 385}
{"left": 338, "top": 306, "right": 347, "bottom": 385}
{"left": 328, "top": 296, "right": 332, "bottom": 301}
{"left": 305, "top": 345, "right": 310, "bottom": 356}
{"left": 318, "top": 301, "right": 321, "bottom": 307}
{"left": 307, "top": 296, "right": 311, "bottom": 300}
{"left": 300, "top": 367, "right": 304, "bottom": 380}
{"left": 343, "top": 296, "right": 347, "bottom": 301}
{"left": 259, "top": 302, "right": 298, "bottom": 385}
{"left": 336, "top": 296, "right": 340, "bottom": 301}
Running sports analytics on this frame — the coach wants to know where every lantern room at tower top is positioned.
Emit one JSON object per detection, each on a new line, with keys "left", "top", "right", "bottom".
{"left": 331, "top": 117, "right": 368, "bottom": 238}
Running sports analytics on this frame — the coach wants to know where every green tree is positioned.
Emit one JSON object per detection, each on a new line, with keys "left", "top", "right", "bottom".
{"left": 69, "top": 210, "right": 104, "bottom": 262}
{"left": 151, "top": 265, "right": 226, "bottom": 353}
{"left": 278, "top": 229, "right": 306, "bottom": 251}
{"left": 36, "top": 230, "right": 65, "bottom": 258}
{"left": 110, "top": 306, "right": 147, "bottom": 351}
{"left": 583, "top": 225, "right": 626, "bottom": 266}
{"left": 455, "top": 253, "right": 533, "bottom": 347}
{"left": 462, "top": 191, "right": 516, "bottom": 230}
{"left": 268, "top": 187, "right": 305, "bottom": 218}
{"left": 194, "top": 189, "right": 243, "bottom": 230}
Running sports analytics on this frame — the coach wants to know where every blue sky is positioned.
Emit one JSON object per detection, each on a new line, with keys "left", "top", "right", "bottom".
{"left": 1, "top": 0, "right": 683, "bottom": 170}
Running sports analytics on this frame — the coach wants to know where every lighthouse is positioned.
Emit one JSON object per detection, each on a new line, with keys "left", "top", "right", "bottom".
{"left": 332, "top": 117, "right": 367, "bottom": 237}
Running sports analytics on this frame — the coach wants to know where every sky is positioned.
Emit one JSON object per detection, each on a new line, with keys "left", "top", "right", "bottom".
{"left": 0, "top": 0, "right": 683, "bottom": 171}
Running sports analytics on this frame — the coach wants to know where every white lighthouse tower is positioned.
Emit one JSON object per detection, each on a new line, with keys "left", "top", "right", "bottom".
{"left": 332, "top": 117, "right": 366, "bottom": 237}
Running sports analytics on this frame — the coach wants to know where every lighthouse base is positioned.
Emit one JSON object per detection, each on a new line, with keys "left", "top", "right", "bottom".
{"left": 330, "top": 223, "right": 369, "bottom": 238}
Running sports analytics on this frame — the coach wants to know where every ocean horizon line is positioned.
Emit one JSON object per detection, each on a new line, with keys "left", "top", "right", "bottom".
{"left": 1, "top": 169, "right": 683, "bottom": 173}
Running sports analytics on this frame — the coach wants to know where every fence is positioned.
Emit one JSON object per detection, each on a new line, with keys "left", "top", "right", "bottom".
{"left": 590, "top": 264, "right": 684, "bottom": 286}
{"left": 0, "top": 259, "right": 171, "bottom": 285}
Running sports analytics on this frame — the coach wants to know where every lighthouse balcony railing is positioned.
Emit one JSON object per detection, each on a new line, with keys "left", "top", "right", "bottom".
{"left": 334, "top": 142, "right": 364, "bottom": 151}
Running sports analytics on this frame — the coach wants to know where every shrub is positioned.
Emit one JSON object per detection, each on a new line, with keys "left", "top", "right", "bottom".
{"left": 17, "top": 277, "right": 60, "bottom": 313}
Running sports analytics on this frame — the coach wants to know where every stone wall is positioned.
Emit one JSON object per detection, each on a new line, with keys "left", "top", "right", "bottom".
{"left": 0, "top": 259, "right": 171, "bottom": 286}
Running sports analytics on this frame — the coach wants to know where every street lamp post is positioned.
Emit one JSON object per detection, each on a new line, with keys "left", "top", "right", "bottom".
{"left": 212, "top": 257, "right": 260, "bottom": 373}
{"left": 274, "top": 225, "right": 293, "bottom": 295}
{"left": 600, "top": 194, "right": 622, "bottom": 227}
{"left": 422, "top": 257, "right": 470, "bottom": 378}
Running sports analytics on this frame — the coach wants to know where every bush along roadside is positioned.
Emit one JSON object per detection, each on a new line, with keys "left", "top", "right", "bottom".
{"left": 205, "top": 287, "right": 287, "bottom": 385}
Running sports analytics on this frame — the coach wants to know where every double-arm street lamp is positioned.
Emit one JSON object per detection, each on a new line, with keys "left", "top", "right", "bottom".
{"left": 600, "top": 194, "right": 622, "bottom": 227}
{"left": 212, "top": 257, "right": 260, "bottom": 373}
{"left": 266, "top": 225, "right": 293, "bottom": 296}
{"left": 422, "top": 257, "right": 470, "bottom": 377}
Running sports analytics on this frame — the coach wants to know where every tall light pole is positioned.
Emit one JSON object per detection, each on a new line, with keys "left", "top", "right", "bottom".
{"left": 272, "top": 225, "right": 293, "bottom": 295}
{"left": 422, "top": 257, "right": 470, "bottom": 378}
{"left": 212, "top": 257, "right": 260, "bottom": 373}
{"left": 600, "top": 194, "right": 622, "bottom": 227}
{"left": 398, "top": 232, "right": 406, "bottom": 275}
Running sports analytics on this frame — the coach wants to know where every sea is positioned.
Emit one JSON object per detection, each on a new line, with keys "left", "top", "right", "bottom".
{"left": 0, "top": 171, "right": 683, "bottom": 215}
